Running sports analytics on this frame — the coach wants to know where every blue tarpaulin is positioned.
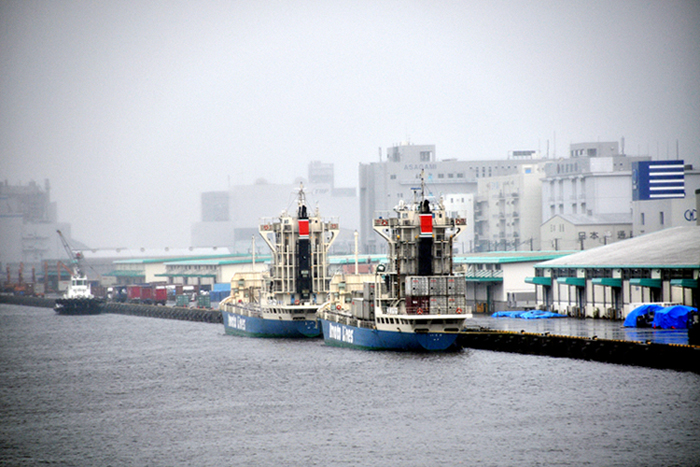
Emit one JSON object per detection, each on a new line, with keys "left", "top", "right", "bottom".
{"left": 492, "top": 310, "right": 566, "bottom": 319}
{"left": 652, "top": 305, "right": 696, "bottom": 329}
{"left": 623, "top": 304, "right": 663, "bottom": 327}
{"left": 624, "top": 304, "right": 697, "bottom": 329}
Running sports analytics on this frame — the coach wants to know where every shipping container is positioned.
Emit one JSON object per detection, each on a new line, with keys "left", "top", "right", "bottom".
{"left": 405, "top": 276, "right": 429, "bottom": 296}
{"left": 406, "top": 295, "right": 430, "bottom": 314}
{"left": 351, "top": 297, "right": 364, "bottom": 318}
{"left": 429, "top": 296, "right": 447, "bottom": 314}
{"left": 447, "top": 295, "right": 466, "bottom": 313}
{"left": 197, "top": 294, "right": 211, "bottom": 309}
{"left": 154, "top": 286, "right": 167, "bottom": 305}
{"left": 429, "top": 276, "right": 447, "bottom": 295}
{"left": 361, "top": 299, "right": 375, "bottom": 320}
{"left": 447, "top": 277, "right": 466, "bottom": 295}
{"left": 175, "top": 294, "right": 189, "bottom": 307}
{"left": 363, "top": 282, "right": 376, "bottom": 301}
{"left": 213, "top": 282, "right": 231, "bottom": 292}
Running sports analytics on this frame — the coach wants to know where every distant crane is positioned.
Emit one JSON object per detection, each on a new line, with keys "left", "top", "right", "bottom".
{"left": 57, "top": 229, "right": 84, "bottom": 277}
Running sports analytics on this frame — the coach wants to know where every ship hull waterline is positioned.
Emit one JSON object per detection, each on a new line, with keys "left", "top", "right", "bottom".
{"left": 319, "top": 318, "right": 461, "bottom": 351}
{"left": 54, "top": 298, "right": 104, "bottom": 315}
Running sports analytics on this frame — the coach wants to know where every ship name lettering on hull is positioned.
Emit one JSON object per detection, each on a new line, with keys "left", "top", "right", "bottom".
{"left": 328, "top": 323, "right": 353, "bottom": 344}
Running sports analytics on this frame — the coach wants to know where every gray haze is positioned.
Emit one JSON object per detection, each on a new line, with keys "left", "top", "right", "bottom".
{"left": 2, "top": 0, "right": 699, "bottom": 248}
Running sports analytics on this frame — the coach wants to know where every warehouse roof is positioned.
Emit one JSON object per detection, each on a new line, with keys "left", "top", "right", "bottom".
{"left": 543, "top": 213, "right": 633, "bottom": 226}
{"left": 454, "top": 251, "right": 574, "bottom": 264}
{"left": 537, "top": 226, "right": 700, "bottom": 268}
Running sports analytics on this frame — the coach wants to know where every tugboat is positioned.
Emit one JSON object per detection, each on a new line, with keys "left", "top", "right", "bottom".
{"left": 219, "top": 184, "right": 339, "bottom": 337}
{"left": 318, "top": 171, "right": 471, "bottom": 351}
{"left": 54, "top": 230, "right": 104, "bottom": 315}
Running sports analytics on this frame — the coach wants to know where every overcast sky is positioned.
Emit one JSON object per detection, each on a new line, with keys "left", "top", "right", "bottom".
{"left": 2, "top": 0, "right": 698, "bottom": 248}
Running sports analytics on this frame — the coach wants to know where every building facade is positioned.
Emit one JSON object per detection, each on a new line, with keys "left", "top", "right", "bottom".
{"left": 0, "top": 179, "right": 73, "bottom": 278}
{"left": 541, "top": 142, "right": 649, "bottom": 223}
{"left": 474, "top": 162, "right": 545, "bottom": 252}
{"left": 359, "top": 143, "right": 541, "bottom": 253}
{"left": 529, "top": 226, "right": 699, "bottom": 319}
{"left": 631, "top": 164, "right": 700, "bottom": 237}
{"left": 540, "top": 213, "right": 633, "bottom": 251}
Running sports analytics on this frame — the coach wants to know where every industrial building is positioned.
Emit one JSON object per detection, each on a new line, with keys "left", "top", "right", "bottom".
{"left": 358, "top": 143, "right": 542, "bottom": 253}
{"left": 528, "top": 226, "right": 700, "bottom": 319}
{"left": 539, "top": 141, "right": 650, "bottom": 250}
{"left": 0, "top": 179, "right": 73, "bottom": 266}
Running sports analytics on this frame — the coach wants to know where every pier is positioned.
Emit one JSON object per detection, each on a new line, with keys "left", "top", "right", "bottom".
{"left": 1, "top": 295, "right": 697, "bottom": 373}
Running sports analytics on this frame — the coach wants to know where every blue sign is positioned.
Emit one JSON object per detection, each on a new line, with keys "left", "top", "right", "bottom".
{"left": 632, "top": 160, "right": 685, "bottom": 200}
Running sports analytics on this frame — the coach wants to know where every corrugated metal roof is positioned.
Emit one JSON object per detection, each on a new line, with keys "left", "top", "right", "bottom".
{"left": 537, "top": 226, "right": 700, "bottom": 268}
{"left": 165, "top": 256, "right": 272, "bottom": 266}
{"left": 81, "top": 247, "right": 235, "bottom": 260}
{"left": 114, "top": 254, "right": 261, "bottom": 264}
{"left": 454, "top": 251, "right": 574, "bottom": 264}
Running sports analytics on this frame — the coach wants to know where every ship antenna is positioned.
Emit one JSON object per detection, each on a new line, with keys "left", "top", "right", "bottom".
{"left": 297, "top": 182, "right": 308, "bottom": 219}
{"left": 420, "top": 169, "right": 425, "bottom": 201}
{"left": 418, "top": 169, "right": 430, "bottom": 213}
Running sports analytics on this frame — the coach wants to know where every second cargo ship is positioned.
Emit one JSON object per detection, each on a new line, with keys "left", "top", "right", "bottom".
{"left": 219, "top": 184, "right": 339, "bottom": 337}
{"left": 318, "top": 172, "right": 472, "bottom": 351}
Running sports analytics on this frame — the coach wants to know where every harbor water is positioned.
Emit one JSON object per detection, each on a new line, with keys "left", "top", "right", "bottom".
{"left": 1, "top": 304, "right": 699, "bottom": 466}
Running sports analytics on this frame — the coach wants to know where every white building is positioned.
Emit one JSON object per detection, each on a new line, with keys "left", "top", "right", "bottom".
{"left": 474, "top": 162, "right": 545, "bottom": 251}
{"left": 359, "top": 143, "right": 542, "bottom": 253}
{"left": 541, "top": 142, "right": 649, "bottom": 222}
{"left": 444, "top": 193, "right": 475, "bottom": 254}
{"left": 540, "top": 213, "right": 633, "bottom": 251}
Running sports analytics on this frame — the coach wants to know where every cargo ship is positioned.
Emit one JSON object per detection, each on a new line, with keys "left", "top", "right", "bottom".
{"left": 219, "top": 184, "right": 339, "bottom": 337}
{"left": 54, "top": 230, "right": 104, "bottom": 315}
{"left": 318, "top": 172, "right": 471, "bottom": 351}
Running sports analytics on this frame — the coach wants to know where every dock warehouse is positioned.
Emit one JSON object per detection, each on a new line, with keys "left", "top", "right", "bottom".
{"left": 528, "top": 226, "right": 699, "bottom": 319}
{"left": 454, "top": 251, "right": 574, "bottom": 313}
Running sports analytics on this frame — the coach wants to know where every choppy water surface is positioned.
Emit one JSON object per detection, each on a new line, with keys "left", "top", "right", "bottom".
{"left": 1, "top": 304, "right": 698, "bottom": 466}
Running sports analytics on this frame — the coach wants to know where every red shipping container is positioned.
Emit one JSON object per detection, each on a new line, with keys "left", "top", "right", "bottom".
{"left": 154, "top": 287, "right": 167, "bottom": 305}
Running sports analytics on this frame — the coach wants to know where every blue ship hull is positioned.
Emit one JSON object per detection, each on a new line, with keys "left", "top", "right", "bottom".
{"left": 222, "top": 308, "right": 321, "bottom": 338}
{"left": 319, "top": 319, "right": 460, "bottom": 351}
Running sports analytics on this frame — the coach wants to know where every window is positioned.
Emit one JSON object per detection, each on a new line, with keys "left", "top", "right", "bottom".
{"left": 641, "top": 213, "right": 645, "bottom": 225}
{"left": 457, "top": 173, "right": 464, "bottom": 178}
{"left": 438, "top": 173, "right": 444, "bottom": 179}
{"left": 420, "top": 151, "right": 431, "bottom": 161}
{"left": 448, "top": 173, "right": 454, "bottom": 178}
{"left": 660, "top": 212, "right": 664, "bottom": 225}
